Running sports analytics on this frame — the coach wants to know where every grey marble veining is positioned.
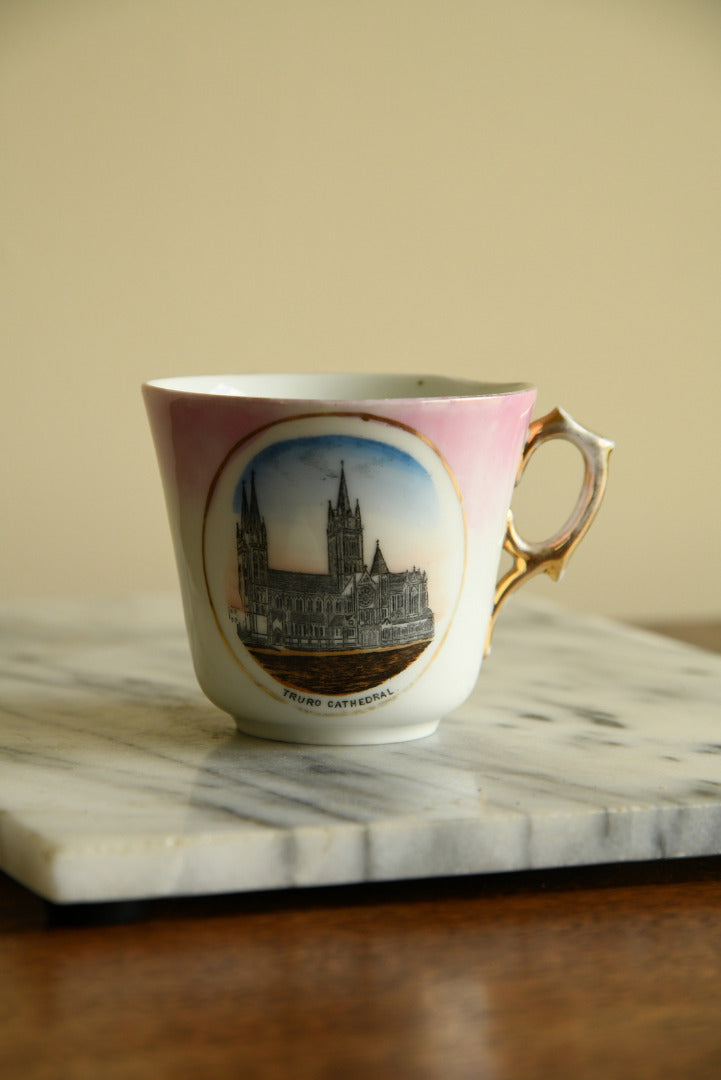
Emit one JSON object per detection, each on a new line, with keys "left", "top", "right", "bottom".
{"left": 1, "top": 594, "right": 721, "bottom": 903}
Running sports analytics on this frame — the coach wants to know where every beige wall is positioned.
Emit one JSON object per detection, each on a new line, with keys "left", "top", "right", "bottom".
{"left": 2, "top": 0, "right": 720, "bottom": 620}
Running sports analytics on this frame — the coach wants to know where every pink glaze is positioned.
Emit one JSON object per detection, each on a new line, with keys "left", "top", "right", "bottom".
{"left": 143, "top": 383, "right": 536, "bottom": 537}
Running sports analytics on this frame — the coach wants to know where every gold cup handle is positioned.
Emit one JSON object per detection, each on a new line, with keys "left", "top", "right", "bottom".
{"left": 485, "top": 407, "right": 614, "bottom": 654}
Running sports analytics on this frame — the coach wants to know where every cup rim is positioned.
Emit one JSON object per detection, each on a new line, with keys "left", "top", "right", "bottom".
{"left": 142, "top": 373, "right": 536, "bottom": 403}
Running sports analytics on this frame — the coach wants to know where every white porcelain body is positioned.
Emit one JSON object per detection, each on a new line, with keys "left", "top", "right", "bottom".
{"left": 143, "top": 374, "right": 537, "bottom": 744}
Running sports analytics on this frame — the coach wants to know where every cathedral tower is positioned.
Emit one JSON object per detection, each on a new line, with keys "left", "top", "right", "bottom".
{"left": 327, "top": 463, "right": 364, "bottom": 581}
{"left": 237, "top": 473, "right": 268, "bottom": 634}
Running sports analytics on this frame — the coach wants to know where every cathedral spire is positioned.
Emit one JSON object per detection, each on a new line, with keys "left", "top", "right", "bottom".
{"left": 370, "top": 540, "right": 389, "bottom": 576}
{"left": 248, "top": 471, "right": 261, "bottom": 527}
{"left": 335, "top": 461, "right": 352, "bottom": 516}
{"left": 239, "top": 472, "right": 266, "bottom": 546}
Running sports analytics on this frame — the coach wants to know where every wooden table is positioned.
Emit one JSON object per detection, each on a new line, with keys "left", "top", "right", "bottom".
{"left": 2, "top": 622, "right": 721, "bottom": 1080}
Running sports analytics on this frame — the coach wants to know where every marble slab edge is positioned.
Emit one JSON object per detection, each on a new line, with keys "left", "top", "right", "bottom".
{"left": 5, "top": 796, "right": 721, "bottom": 908}
{"left": 2, "top": 595, "right": 721, "bottom": 905}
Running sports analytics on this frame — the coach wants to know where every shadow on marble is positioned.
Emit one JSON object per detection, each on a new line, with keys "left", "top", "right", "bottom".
{"left": 3, "top": 596, "right": 721, "bottom": 904}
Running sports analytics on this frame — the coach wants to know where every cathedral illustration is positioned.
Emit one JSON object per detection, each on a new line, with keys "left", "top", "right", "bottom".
{"left": 231, "top": 464, "right": 434, "bottom": 652}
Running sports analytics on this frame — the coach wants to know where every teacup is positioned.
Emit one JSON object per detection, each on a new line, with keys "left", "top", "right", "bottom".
{"left": 143, "top": 374, "right": 612, "bottom": 745}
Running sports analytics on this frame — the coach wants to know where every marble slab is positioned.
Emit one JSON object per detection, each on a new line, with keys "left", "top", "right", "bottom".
{"left": 2, "top": 594, "right": 721, "bottom": 905}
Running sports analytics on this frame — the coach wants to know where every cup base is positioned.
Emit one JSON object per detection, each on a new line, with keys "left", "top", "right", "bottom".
{"left": 232, "top": 714, "right": 441, "bottom": 746}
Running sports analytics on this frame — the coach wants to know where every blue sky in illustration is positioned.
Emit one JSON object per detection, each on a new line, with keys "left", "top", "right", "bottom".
{"left": 233, "top": 434, "right": 440, "bottom": 575}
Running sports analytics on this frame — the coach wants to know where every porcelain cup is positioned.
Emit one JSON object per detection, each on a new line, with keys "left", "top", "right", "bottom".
{"left": 143, "top": 374, "right": 612, "bottom": 745}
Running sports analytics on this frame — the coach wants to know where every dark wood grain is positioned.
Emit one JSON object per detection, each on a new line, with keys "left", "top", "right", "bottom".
{"left": 2, "top": 622, "right": 721, "bottom": 1080}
